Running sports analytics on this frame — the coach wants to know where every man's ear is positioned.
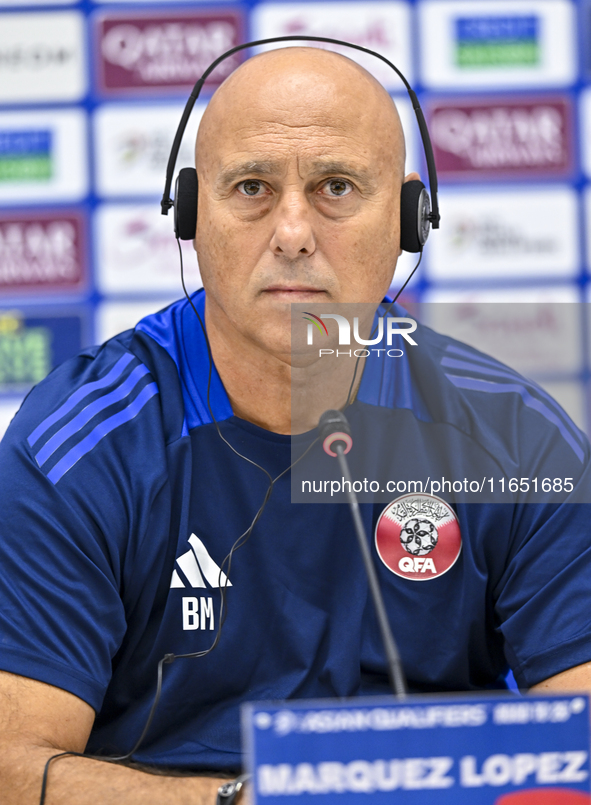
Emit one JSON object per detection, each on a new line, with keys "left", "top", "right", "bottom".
{"left": 404, "top": 171, "right": 421, "bottom": 184}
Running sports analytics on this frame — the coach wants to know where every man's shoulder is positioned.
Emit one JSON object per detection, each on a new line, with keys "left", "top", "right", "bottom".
{"left": 425, "top": 325, "right": 586, "bottom": 461}
{"left": 135, "top": 289, "right": 233, "bottom": 429}
{"left": 360, "top": 313, "right": 589, "bottom": 469}
{"left": 2, "top": 320, "right": 187, "bottom": 489}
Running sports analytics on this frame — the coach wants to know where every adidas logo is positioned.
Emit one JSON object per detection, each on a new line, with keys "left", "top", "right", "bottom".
{"left": 170, "top": 534, "right": 232, "bottom": 589}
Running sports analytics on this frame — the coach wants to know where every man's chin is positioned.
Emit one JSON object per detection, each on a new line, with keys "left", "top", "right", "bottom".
{"left": 249, "top": 339, "right": 325, "bottom": 370}
{"left": 289, "top": 351, "right": 326, "bottom": 369}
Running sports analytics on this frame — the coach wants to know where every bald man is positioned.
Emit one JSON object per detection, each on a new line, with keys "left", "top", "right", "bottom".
{"left": 194, "top": 47, "right": 416, "bottom": 435}
{"left": 0, "top": 47, "right": 590, "bottom": 805}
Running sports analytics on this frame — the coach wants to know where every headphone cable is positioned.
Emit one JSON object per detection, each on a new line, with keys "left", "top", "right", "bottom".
{"left": 345, "top": 248, "right": 423, "bottom": 407}
{"left": 37, "top": 240, "right": 320, "bottom": 805}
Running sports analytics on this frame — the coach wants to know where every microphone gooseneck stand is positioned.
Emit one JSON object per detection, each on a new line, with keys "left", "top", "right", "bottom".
{"left": 318, "top": 409, "right": 408, "bottom": 699}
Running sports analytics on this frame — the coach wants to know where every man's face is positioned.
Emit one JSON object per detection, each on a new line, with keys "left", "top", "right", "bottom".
{"left": 195, "top": 50, "right": 408, "bottom": 362}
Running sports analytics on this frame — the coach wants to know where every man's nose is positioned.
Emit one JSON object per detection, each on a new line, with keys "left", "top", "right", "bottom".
{"left": 269, "top": 191, "right": 316, "bottom": 258}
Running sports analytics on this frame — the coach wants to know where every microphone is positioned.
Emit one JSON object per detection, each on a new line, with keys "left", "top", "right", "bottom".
{"left": 318, "top": 410, "right": 407, "bottom": 699}
{"left": 318, "top": 409, "right": 353, "bottom": 457}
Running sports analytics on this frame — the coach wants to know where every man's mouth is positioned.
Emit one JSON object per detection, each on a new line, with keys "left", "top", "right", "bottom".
{"left": 262, "top": 286, "right": 326, "bottom": 298}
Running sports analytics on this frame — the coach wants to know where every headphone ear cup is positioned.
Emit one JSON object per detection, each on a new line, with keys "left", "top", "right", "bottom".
{"left": 400, "top": 179, "right": 431, "bottom": 253}
{"left": 174, "top": 168, "right": 198, "bottom": 240}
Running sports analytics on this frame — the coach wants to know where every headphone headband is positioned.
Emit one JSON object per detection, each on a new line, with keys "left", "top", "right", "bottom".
{"left": 160, "top": 35, "right": 440, "bottom": 230}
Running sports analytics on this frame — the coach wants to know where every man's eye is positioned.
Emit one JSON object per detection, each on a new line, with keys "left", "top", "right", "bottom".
{"left": 238, "top": 180, "right": 265, "bottom": 196}
{"left": 323, "top": 179, "right": 352, "bottom": 197}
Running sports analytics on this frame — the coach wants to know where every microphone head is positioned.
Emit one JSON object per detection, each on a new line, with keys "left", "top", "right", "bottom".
{"left": 318, "top": 409, "right": 353, "bottom": 457}
{"left": 318, "top": 409, "right": 350, "bottom": 440}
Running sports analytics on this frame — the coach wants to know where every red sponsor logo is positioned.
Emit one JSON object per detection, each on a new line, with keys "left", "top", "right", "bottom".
{"left": 0, "top": 210, "right": 86, "bottom": 294}
{"left": 95, "top": 9, "right": 245, "bottom": 95}
{"left": 428, "top": 96, "right": 574, "bottom": 180}
{"left": 375, "top": 493, "right": 461, "bottom": 581}
{"left": 282, "top": 16, "right": 393, "bottom": 51}
{"left": 495, "top": 789, "right": 590, "bottom": 804}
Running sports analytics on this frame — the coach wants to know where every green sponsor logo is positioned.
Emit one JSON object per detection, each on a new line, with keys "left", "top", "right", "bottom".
{"left": 0, "top": 314, "right": 51, "bottom": 386}
{"left": 455, "top": 15, "right": 540, "bottom": 69}
{"left": 457, "top": 41, "right": 539, "bottom": 68}
{"left": 0, "top": 157, "right": 52, "bottom": 182}
{"left": 0, "top": 130, "right": 53, "bottom": 183}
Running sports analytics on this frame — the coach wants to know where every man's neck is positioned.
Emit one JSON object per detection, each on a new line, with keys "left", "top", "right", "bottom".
{"left": 204, "top": 299, "right": 361, "bottom": 435}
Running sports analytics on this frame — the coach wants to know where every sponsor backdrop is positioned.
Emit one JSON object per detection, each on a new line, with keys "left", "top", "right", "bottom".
{"left": 0, "top": 0, "right": 589, "bottom": 436}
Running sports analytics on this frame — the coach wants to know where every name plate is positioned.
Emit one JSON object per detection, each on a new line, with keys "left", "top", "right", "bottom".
{"left": 242, "top": 693, "right": 591, "bottom": 804}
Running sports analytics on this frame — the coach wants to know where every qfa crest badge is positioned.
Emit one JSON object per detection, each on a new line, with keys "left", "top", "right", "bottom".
{"left": 375, "top": 493, "right": 462, "bottom": 581}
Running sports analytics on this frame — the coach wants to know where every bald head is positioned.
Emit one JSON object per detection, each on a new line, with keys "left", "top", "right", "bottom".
{"left": 196, "top": 47, "right": 405, "bottom": 180}
{"left": 193, "top": 45, "right": 415, "bottom": 366}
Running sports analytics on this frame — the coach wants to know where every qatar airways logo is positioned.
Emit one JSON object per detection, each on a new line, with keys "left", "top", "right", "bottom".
{"left": 303, "top": 312, "right": 418, "bottom": 358}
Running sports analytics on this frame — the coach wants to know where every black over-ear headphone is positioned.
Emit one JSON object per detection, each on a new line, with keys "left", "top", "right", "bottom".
{"left": 161, "top": 35, "right": 440, "bottom": 253}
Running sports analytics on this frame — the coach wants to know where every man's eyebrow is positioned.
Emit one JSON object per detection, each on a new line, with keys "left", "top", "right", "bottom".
{"left": 310, "top": 161, "right": 365, "bottom": 180}
{"left": 216, "top": 161, "right": 282, "bottom": 188}
{"left": 215, "top": 159, "right": 376, "bottom": 191}
{"left": 310, "top": 160, "right": 376, "bottom": 191}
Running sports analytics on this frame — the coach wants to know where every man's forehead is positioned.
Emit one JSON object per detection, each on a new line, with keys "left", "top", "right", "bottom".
{"left": 197, "top": 47, "right": 404, "bottom": 175}
{"left": 209, "top": 90, "right": 379, "bottom": 143}
{"left": 219, "top": 45, "right": 385, "bottom": 100}
{"left": 212, "top": 116, "right": 377, "bottom": 156}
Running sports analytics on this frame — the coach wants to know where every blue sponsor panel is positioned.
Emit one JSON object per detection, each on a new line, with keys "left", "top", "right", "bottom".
{"left": 583, "top": 0, "right": 591, "bottom": 80}
{"left": 581, "top": 88, "right": 591, "bottom": 180}
{"left": 0, "top": 306, "right": 90, "bottom": 395}
{"left": 244, "top": 694, "right": 591, "bottom": 805}
{"left": 419, "top": 1, "right": 576, "bottom": 89}
{"left": 0, "top": 109, "right": 88, "bottom": 204}
{"left": 0, "top": 129, "right": 52, "bottom": 182}
{"left": 454, "top": 15, "right": 540, "bottom": 68}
